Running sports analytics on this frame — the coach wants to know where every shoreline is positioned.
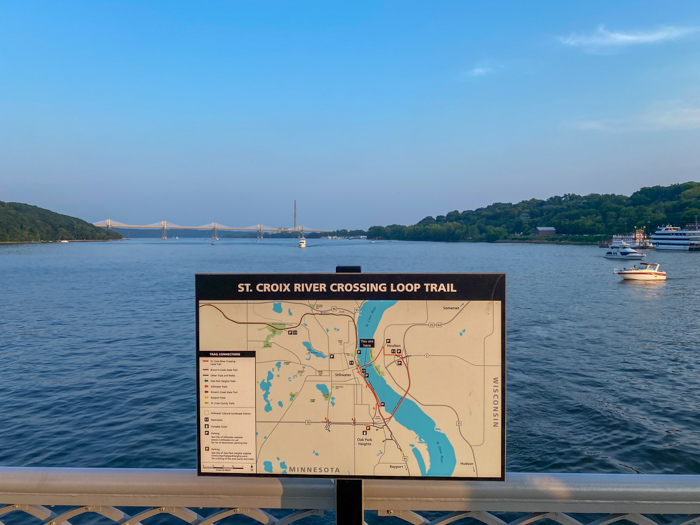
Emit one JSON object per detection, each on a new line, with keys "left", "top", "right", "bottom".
{"left": 0, "top": 239, "right": 123, "bottom": 245}
{"left": 493, "top": 238, "right": 600, "bottom": 245}
{"left": 1, "top": 237, "right": 604, "bottom": 246}
{"left": 370, "top": 237, "right": 603, "bottom": 245}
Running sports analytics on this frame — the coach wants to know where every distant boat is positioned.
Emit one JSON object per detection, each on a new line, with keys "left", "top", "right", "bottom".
{"left": 604, "top": 242, "right": 645, "bottom": 260}
{"left": 610, "top": 230, "right": 653, "bottom": 249}
{"left": 650, "top": 224, "right": 700, "bottom": 251}
{"left": 299, "top": 237, "right": 307, "bottom": 248}
{"left": 59, "top": 240, "right": 69, "bottom": 243}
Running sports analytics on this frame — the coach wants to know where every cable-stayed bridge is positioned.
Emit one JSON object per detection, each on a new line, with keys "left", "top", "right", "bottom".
{"left": 93, "top": 219, "right": 331, "bottom": 240}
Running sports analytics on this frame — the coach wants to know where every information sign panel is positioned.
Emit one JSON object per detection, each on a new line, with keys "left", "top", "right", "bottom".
{"left": 196, "top": 273, "right": 505, "bottom": 480}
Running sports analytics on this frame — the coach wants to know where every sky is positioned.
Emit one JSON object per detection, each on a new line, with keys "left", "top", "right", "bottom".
{"left": 1, "top": 1, "right": 700, "bottom": 230}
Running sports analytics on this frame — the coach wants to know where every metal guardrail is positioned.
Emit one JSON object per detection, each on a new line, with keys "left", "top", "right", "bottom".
{"left": 1, "top": 468, "right": 700, "bottom": 525}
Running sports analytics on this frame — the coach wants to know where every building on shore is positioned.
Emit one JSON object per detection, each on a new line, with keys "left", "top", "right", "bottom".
{"left": 535, "top": 227, "right": 556, "bottom": 237}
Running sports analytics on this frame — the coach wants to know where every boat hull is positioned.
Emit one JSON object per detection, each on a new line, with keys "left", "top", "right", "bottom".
{"left": 651, "top": 243, "right": 696, "bottom": 251}
{"left": 616, "top": 272, "right": 666, "bottom": 281}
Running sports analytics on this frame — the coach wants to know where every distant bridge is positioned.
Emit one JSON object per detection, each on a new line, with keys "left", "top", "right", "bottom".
{"left": 93, "top": 220, "right": 331, "bottom": 240}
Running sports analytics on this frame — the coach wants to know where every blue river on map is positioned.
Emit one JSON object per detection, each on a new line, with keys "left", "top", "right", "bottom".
{"left": 356, "top": 300, "right": 456, "bottom": 476}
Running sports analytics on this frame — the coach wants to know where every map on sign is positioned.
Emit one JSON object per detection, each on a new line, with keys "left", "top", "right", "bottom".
{"left": 196, "top": 274, "right": 505, "bottom": 480}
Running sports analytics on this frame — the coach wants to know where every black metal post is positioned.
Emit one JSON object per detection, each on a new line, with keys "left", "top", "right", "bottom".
{"left": 336, "top": 479, "right": 364, "bottom": 525}
{"left": 336, "top": 265, "right": 362, "bottom": 273}
{"left": 335, "top": 265, "right": 363, "bottom": 525}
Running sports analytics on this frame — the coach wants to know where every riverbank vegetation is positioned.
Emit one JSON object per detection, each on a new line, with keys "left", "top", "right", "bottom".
{"left": 266, "top": 229, "right": 368, "bottom": 239}
{"left": 368, "top": 182, "right": 700, "bottom": 243}
{"left": 0, "top": 202, "right": 123, "bottom": 242}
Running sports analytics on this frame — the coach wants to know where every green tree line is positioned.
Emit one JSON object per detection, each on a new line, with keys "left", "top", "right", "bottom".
{"left": 367, "top": 182, "right": 700, "bottom": 242}
{"left": 266, "top": 229, "right": 368, "bottom": 239}
{"left": 0, "top": 201, "right": 123, "bottom": 242}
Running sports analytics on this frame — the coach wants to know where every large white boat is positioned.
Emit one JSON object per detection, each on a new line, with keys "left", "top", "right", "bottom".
{"left": 603, "top": 242, "right": 645, "bottom": 260}
{"left": 614, "top": 262, "right": 666, "bottom": 281}
{"left": 610, "top": 229, "right": 653, "bottom": 249}
{"left": 650, "top": 224, "right": 700, "bottom": 251}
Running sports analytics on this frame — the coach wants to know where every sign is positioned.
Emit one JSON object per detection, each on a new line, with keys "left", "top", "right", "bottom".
{"left": 196, "top": 273, "right": 505, "bottom": 480}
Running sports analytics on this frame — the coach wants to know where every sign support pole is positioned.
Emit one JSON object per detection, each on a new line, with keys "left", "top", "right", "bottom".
{"left": 336, "top": 479, "right": 364, "bottom": 525}
{"left": 335, "top": 265, "right": 364, "bottom": 525}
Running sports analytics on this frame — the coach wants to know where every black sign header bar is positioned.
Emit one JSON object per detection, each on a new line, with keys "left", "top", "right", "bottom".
{"left": 196, "top": 273, "right": 504, "bottom": 302}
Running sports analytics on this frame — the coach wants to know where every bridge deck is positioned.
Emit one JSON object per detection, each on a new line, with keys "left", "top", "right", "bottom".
{"left": 93, "top": 221, "right": 330, "bottom": 233}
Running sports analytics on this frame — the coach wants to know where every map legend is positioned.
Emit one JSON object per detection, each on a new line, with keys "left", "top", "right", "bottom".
{"left": 199, "top": 351, "right": 257, "bottom": 473}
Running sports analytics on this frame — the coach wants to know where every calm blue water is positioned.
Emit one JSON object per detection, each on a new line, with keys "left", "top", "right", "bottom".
{"left": 1, "top": 238, "right": 700, "bottom": 478}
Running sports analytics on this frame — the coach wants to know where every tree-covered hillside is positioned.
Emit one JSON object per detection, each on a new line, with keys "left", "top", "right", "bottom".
{"left": 368, "top": 182, "right": 700, "bottom": 242}
{"left": 0, "top": 202, "right": 122, "bottom": 242}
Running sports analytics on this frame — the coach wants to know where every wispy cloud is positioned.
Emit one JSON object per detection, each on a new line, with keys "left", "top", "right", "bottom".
{"left": 573, "top": 102, "right": 700, "bottom": 132}
{"left": 466, "top": 66, "right": 493, "bottom": 77}
{"left": 560, "top": 25, "right": 698, "bottom": 54}
{"left": 461, "top": 62, "right": 500, "bottom": 80}
{"left": 650, "top": 107, "right": 700, "bottom": 129}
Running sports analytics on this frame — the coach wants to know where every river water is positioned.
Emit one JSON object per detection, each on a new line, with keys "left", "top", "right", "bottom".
{"left": 1, "top": 238, "right": 699, "bottom": 479}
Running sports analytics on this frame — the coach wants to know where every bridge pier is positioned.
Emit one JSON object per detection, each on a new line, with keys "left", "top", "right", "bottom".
{"left": 257, "top": 224, "right": 263, "bottom": 240}
{"left": 161, "top": 221, "right": 167, "bottom": 240}
{"left": 212, "top": 222, "right": 219, "bottom": 241}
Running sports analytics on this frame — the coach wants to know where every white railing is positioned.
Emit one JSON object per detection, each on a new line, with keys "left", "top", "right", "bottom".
{"left": 1, "top": 468, "right": 700, "bottom": 525}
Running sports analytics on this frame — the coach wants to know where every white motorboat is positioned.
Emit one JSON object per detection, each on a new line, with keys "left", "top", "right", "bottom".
{"left": 299, "top": 237, "right": 307, "bottom": 248}
{"left": 603, "top": 242, "right": 645, "bottom": 260}
{"left": 614, "top": 262, "right": 666, "bottom": 281}
{"left": 650, "top": 224, "right": 700, "bottom": 251}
